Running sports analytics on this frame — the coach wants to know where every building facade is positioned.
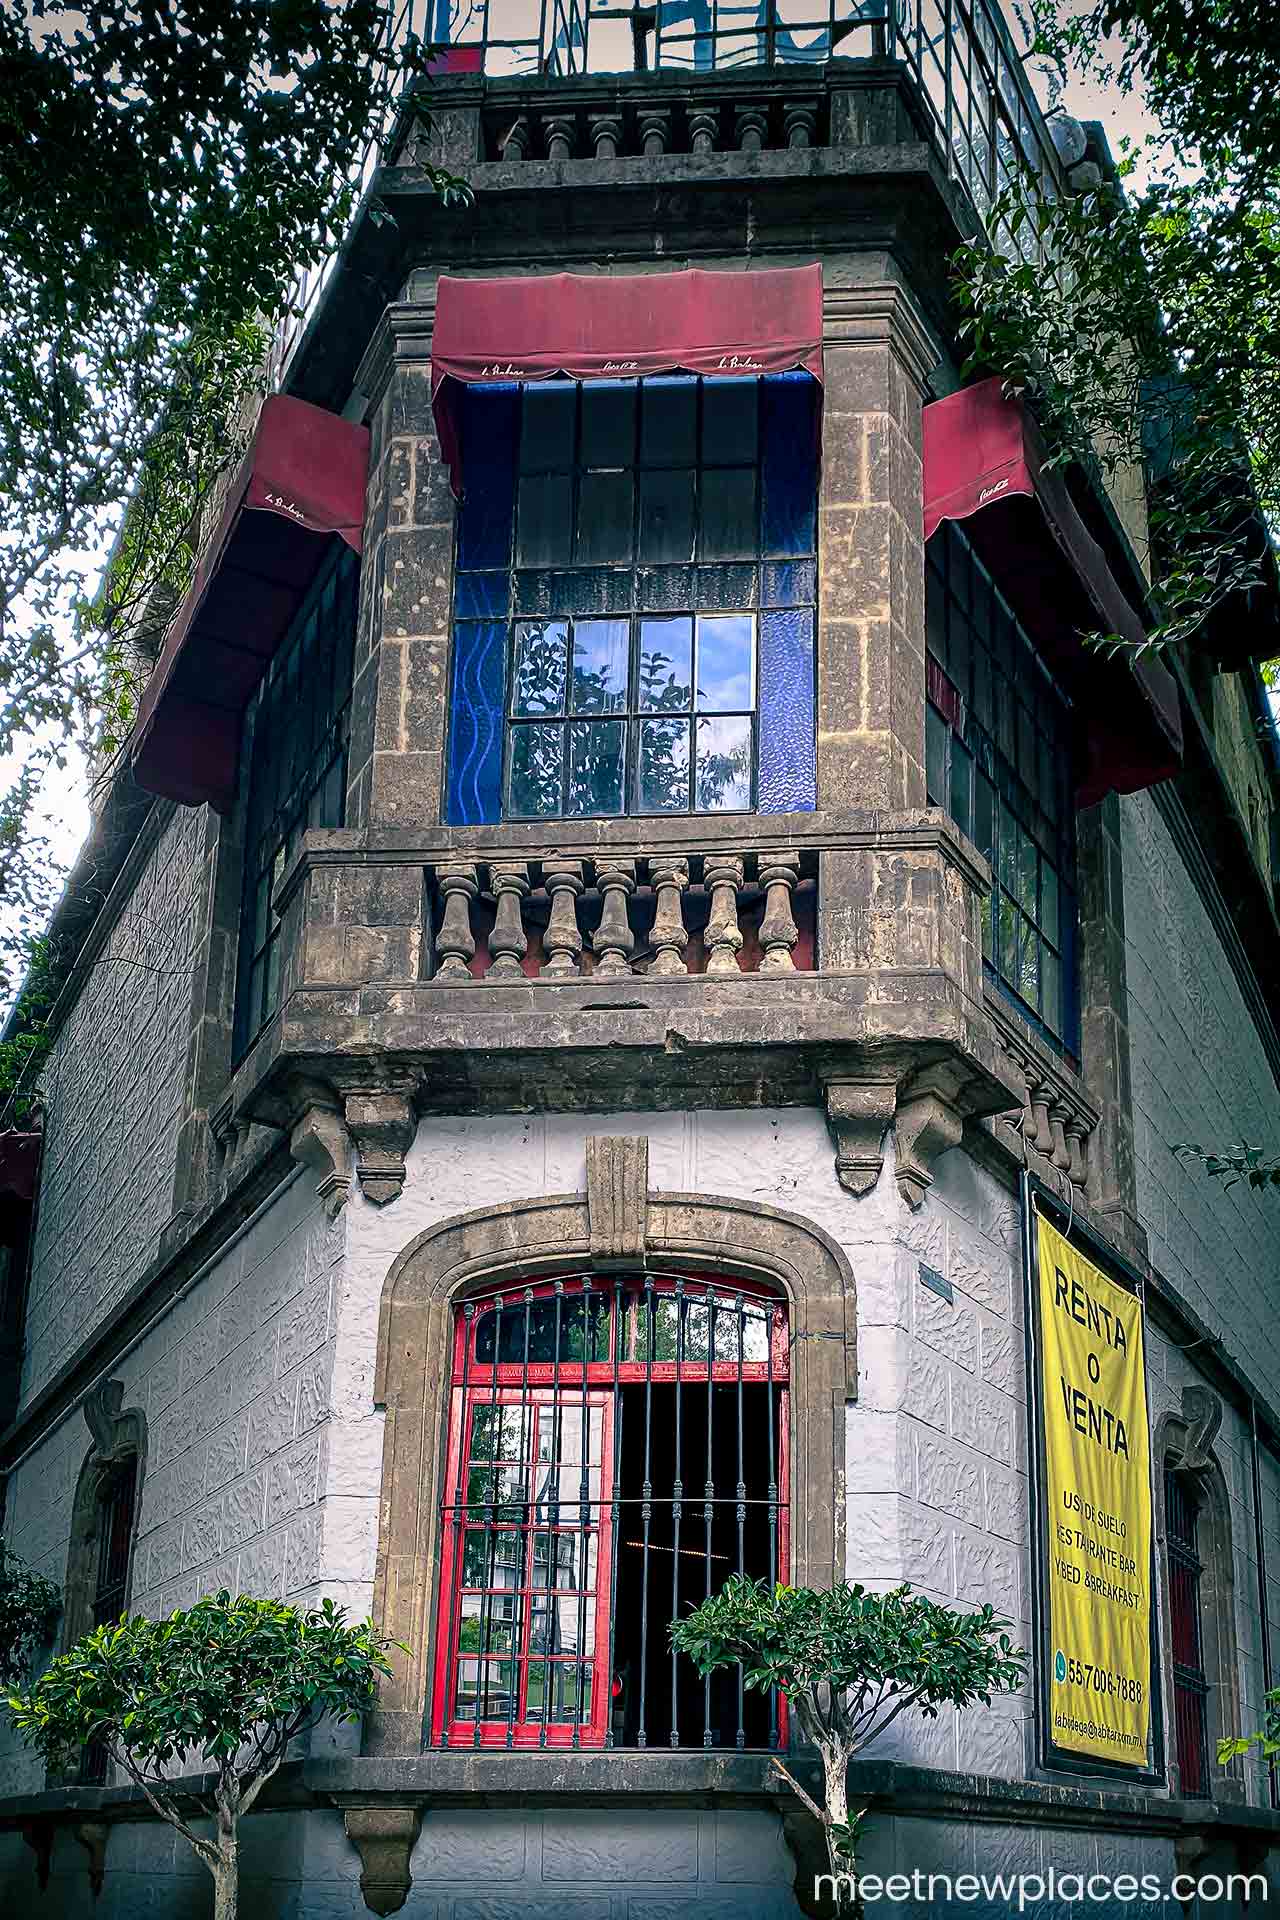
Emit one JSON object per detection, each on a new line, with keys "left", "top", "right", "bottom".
{"left": 2, "top": 4, "right": 1280, "bottom": 1915}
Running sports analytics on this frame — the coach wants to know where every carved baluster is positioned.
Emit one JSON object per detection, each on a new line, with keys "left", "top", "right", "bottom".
{"left": 637, "top": 108, "right": 671, "bottom": 157}
{"left": 1029, "top": 1078, "right": 1055, "bottom": 1157}
{"left": 757, "top": 852, "right": 800, "bottom": 973}
{"left": 688, "top": 110, "right": 719, "bottom": 154}
{"left": 704, "top": 856, "right": 745, "bottom": 975}
{"left": 590, "top": 114, "right": 622, "bottom": 159}
{"left": 1049, "top": 1101, "right": 1072, "bottom": 1174}
{"left": 1065, "top": 1120, "right": 1088, "bottom": 1189}
{"left": 648, "top": 857, "right": 689, "bottom": 976}
{"left": 785, "top": 103, "right": 818, "bottom": 149}
{"left": 591, "top": 860, "right": 636, "bottom": 978}
{"left": 487, "top": 862, "right": 530, "bottom": 982}
{"left": 736, "top": 105, "right": 769, "bottom": 152}
{"left": 543, "top": 115, "right": 576, "bottom": 161}
{"left": 502, "top": 118, "right": 530, "bottom": 162}
{"left": 434, "top": 863, "right": 478, "bottom": 981}
{"left": 542, "top": 860, "right": 585, "bottom": 978}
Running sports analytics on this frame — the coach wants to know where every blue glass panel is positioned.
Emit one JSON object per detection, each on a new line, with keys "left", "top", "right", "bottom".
{"left": 455, "top": 572, "right": 508, "bottom": 618}
{"left": 695, "top": 563, "right": 756, "bottom": 610}
{"left": 457, "top": 385, "right": 518, "bottom": 571}
{"left": 446, "top": 620, "right": 507, "bottom": 825}
{"left": 762, "top": 559, "right": 817, "bottom": 607}
{"left": 758, "top": 608, "right": 816, "bottom": 813}
{"left": 762, "top": 373, "right": 818, "bottom": 558}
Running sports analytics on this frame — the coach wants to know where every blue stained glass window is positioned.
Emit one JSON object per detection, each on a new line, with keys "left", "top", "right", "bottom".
{"left": 447, "top": 371, "right": 819, "bottom": 821}
{"left": 457, "top": 385, "right": 519, "bottom": 571}
{"left": 758, "top": 609, "right": 817, "bottom": 813}
{"left": 762, "top": 373, "right": 818, "bottom": 557}
{"left": 447, "top": 619, "right": 508, "bottom": 825}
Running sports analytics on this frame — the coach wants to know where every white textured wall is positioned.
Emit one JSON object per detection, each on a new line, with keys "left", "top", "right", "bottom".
{"left": 1121, "top": 789, "right": 1280, "bottom": 1404}
{"left": 336, "top": 1106, "right": 1031, "bottom": 1781}
{"left": 23, "top": 805, "right": 205, "bottom": 1403}
{"left": 0, "top": 1172, "right": 340, "bottom": 1795}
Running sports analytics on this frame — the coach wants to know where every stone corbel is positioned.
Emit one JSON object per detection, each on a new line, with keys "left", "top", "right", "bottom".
{"left": 21, "top": 1819, "right": 52, "bottom": 1891}
{"left": 894, "top": 1062, "right": 971, "bottom": 1209}
{"left": 73, "top": 1821, "right": 109, "bottom": 1898}
{"left": 585, "top": 1134, "right": 649, "bottom": 1270}
{"left": 343, "top": 1084, "right": 419, "bottom": 1206}
{"left": 289, "top": 1099, "right": 353, "bottom": 1219}
{"left": 1180, "top": 1385, "right": 1224, "bottom": 1473}
{"left": 343, "top": 1805, "right": 422, "bottom": 1916}
{"left": 824, "top": 1079, "right": 897, "bottom": 1196}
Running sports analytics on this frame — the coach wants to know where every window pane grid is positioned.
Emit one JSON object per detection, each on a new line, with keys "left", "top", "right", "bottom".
{"left": 434, "top": 1275, "right": 788, "bottom": 1752}
{"left": 452, "top": 374, "right": 816, "bottom": 823}
{"left": 233, "top": 541, "right": 359, "bottom": 1059}
{"left": 925, "top": 520, "right": 1077, "bottom": 1052}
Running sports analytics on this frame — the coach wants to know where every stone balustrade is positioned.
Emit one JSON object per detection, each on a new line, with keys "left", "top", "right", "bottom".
{"left": 490, "top": 91, "right": 824, "bottom": 164}
{"left": 426, "top": 850, "right": 817, "bottom": 983}
{"left": 985, "top": 993, "right": 1099, "bottom": 1198}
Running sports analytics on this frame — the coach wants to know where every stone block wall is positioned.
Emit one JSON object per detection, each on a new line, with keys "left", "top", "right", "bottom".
{"left": 1120, "top": 789, "right": 1280, "bottom": 1404}
{"left": 23, "top": 803, "right": 205, "bottom": 1403}
{"left": 0, "top": 1174, "right": 341, "bottom": 1797}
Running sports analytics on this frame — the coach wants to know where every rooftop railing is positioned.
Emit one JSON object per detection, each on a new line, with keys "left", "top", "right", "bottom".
{"left": 269, "top": 0, "right": 1064, "bottom": 384}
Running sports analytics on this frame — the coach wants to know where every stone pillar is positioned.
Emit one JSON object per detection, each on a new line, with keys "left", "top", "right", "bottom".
{"left": 348, "top": 301, "right": 455, "bottom": 832}
{"left": 818, "top": 276, "right": 937, "bottom": 812}
{"left": 1077, "top": 794, "right": 1149, "bottom": 1262}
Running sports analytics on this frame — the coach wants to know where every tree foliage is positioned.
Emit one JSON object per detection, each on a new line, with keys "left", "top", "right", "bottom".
{"left": 8, "top": 1592, "right": 393, "bottom": 1919}
{"left": 0, "top": 1, "right": 469, "bottom": 1029}
{"left": 0, "top": 1541, "right": 60, "bottom": 1689}
{"left": 953, "top": 0, "right": 1280, "bottom": 663}
{"left": 670, "top": 1578, "right": 1026, "bottom": 1898}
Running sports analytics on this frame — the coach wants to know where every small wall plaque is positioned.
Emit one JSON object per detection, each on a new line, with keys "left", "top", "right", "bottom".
{"left": 918, "top": 1262, "right": 953, "bottom": 1304}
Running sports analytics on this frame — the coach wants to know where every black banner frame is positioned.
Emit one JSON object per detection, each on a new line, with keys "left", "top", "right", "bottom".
{"left": 1022, "top": 1171, "right": 1166, "bottom": 1786}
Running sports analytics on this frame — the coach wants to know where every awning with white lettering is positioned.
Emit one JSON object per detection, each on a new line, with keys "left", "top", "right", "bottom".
{"left": 430, "top": 265, "right": 825, "bottom": 498}
{"left": 130, "top": 394, "right": 369, "bottom": 813}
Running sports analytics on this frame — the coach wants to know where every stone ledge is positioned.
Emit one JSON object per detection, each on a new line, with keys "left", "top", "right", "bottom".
{"left": 4, "top": 1752, "right": 1276, "bottom": 1838}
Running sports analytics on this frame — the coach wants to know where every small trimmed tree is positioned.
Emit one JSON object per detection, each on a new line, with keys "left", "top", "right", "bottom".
{"left": 671, "top": 1578, "right": 1026, "bottom": 1899}
{"left": 0, "top": 1540, "right": 60, "bottom": 1687}
{"left": 8, "top": 1591, "right": 393, "bottom": 1920}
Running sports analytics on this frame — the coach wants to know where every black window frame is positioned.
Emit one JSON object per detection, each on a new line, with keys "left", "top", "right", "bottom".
{"left": 79, "top": 1456, "right": 139, "bottom": 1785}
{"left": 232, "top": 537, "right": 360, "bottom": 1061}
{"left": 495, "top": 375, "right": 780, "bottom": 823}
{"left": 925, "top": 518, "right": 1080, "bottom": 1056}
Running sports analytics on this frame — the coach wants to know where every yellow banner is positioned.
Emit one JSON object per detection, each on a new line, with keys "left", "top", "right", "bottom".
{"left": 1037, "top": 1210, "right": 1152, "bottom": 1766}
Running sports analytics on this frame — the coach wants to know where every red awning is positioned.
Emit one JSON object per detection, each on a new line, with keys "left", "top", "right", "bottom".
{"left": 131, "top": 394, "right": 370, "bottom": 814}
{"left": 431, "top": 265, "right": 824, "bottom": 497}
{"left": 923, "top": 377, "right": 1183, "bottom": 807}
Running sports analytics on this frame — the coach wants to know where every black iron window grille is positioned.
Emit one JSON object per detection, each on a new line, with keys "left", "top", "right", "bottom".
{"left": 925, "top": 519, "right": 1079, "bottom": 1054}
{"left": 79, "top": 1458, "right": 139, "bottom": 1786}
{"left": 1165, "top": 1469, "right": 1210, "bottom": 1798}
{"left": 432, "top": 1272, "right": 789, "bottom": 1751}
{"left": 233, "top": 539, "right": 360, "bottom": 1059}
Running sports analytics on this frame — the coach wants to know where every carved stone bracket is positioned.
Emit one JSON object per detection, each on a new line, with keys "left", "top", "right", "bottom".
{"left": 1179, "top": 1384, "right": 1224, "bottom": 1473}
{"left": 343, "top": 1805, "right": 422, "bottom": 1917}
{"left": 586, "top": 1134, "right": 649, "bottom": 1270}
{"left": 73, "top": 1821, "right": 109, "bottom": 1898}
{"left": 824, "top": 1079, "right": 897, "bottom": 1195}
{"left": 289, "top": 1095, "right": 352, "bottom": 1219}
{"left": 344, "top": 1087, "right": 419, "bottom": 1207}
{"left": 894, "top": 1062, "right": 971, "bottom": 1210}
{"left": 83, "top": 1378, "right": 144, "bottom": 1464}
{"left": 21, "top": 1819, "right": 52, "bottom": 1892}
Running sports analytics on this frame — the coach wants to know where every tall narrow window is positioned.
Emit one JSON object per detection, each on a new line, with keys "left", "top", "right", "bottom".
{"left": 233, "top": 539, "right": 359, "bottom": 1057}
{"left": 79, "top": 1458, "right": 139, "bottom": 1786}
{"left": 926, "top": 519, "right": 1078, "bottom": 1052}
{"left": 447, "top": 373, "right": 819, "bottom": 825}
{"left": 1165, "top": 1467, "right": 1209, "bottom": 1796}
{"left": 431, "top": 1274, "right": 788, "bottom": 1751}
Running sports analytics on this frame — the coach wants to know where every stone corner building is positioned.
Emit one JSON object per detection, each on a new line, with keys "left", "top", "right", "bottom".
{"left": 2, "top": 5, "right": 1280, "bottom": 1915}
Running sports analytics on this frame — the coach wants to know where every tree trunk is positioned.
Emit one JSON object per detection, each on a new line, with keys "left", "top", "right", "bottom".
{"left": 818, "top": 1738, "right": 856, "bottom": 1913}
{"left": 212, "top": 1839, "right": 237, "bottom": 1920}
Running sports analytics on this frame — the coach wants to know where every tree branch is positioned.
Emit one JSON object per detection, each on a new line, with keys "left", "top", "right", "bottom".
{"left": 768, "top": 1755, "right": 829, "bottom": 1828}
